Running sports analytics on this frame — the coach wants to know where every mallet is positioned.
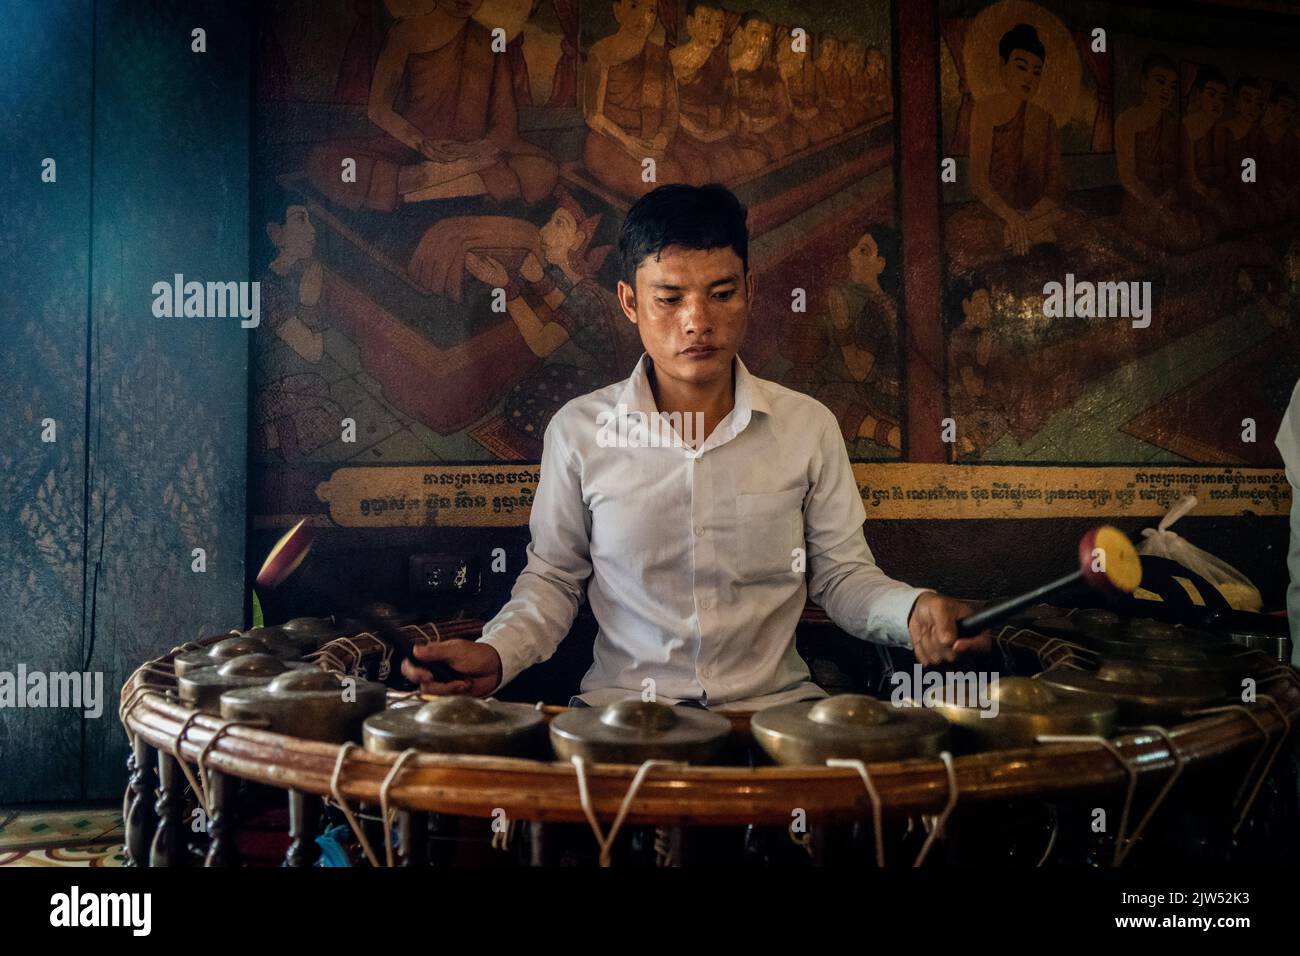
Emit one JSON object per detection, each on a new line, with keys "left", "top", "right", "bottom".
{"left": 955, "top": 525, "right": 1143, "bottom": 637}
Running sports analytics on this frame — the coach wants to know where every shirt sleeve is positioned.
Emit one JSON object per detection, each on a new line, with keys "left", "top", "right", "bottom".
{"left": 477, "top": 414, "right": 594, "bottom": 690}
{"left": 803, "top": 408, "right": 930, "bottom": 647}
{"left": 1274, "top": 379, "right": 1300, "bottom": 666}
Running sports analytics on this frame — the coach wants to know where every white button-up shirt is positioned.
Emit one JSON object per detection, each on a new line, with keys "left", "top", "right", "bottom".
{"left": 478, "top": 354, "right": 928, "bottom": 710}
{"left": 1276, "top": 379, "right": 1300, "bottom": 666}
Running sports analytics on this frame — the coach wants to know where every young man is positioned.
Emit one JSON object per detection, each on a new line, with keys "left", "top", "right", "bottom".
{"left": 404, "top": 184, "right": 991, "bottom": 709}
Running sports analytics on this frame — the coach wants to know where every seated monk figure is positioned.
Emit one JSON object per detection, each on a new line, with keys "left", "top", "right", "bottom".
{"left": 777, "top": 26, "right": 843, "bottom": 143}
{"left": 305, "top": 0, "right": 557, "bottom": 211}
{"left": 1259, "top": 86, "right": 1300, "bottom": 221}
{"left": 946, "top": 24, "right": 1075, "bottom": 268}
{"left": 809, "top": 230, "right": 904, "bottom": 451}
{"left": 731, "top": 12, "right": 809, "bottom": 164}
{"left": 838, "top": 39, "right": 871, "bottom": 129}
{"left": 1116, "top": 54, "right": 1214, "bottom": 251}
{"left": 670, "top": 2, "right": 766, "bottom": 182}
{"left": 814, "top": 36, "right": 855, "bottom": 132}
{"left": 582, "top": 0, "right": 687, "bottom": 199}
{"left": 862, "top": 47, "right": 893, "bottom": 119}
{"left": 1207, "top": 77, "right": 1270, "bottom": 232}
{"left": 1180, "top": 65, "right": 1232, "bottom": 231}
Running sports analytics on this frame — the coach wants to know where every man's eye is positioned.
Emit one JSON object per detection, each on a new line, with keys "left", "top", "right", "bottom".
{"left": 713, "top": 290, "right": 734, "bottom": 300}
{"left": 656, "top": 297, "right": 680, "bottom": 306}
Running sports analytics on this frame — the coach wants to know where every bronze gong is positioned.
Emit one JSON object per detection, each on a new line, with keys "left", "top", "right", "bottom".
{"left": 920, "top": 676, "right": 1117, "bottom": 752}
{"left": 750, "top": 694, "right": 950, "bottom": 766}
{"left": 174, "top": 634, "right": 301, "bottom": 678}
{"left": 219, "top": 668, "right": 387, "bottom": 743}
{"left": 1038, "top": 661, "right": 1224, "bottom": 721}
{"left": 549, "top": 699, "right": 732, "bottom": 764}
{"left": 177, "top": 654, "right": 316, "bottom": 714}
{"left": 364, "top": 696, "right": 548, "bottom": 757}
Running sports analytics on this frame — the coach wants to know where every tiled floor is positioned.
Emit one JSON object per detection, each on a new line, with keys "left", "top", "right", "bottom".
{"left": 0, "top": 808, "right": 125, "bottom": 868}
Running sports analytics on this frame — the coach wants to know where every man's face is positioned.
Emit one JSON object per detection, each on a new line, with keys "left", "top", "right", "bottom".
{"left": 615, "top": 0, "right": 658, "bottom": 39}
{"left": 618, "top": 245, "right": 752, "bottom": 392}
{"left": 1000, "top": 49, "right": 1043, "bottom": 101}
{"left": 1143, "top": 66, "right": 1177, "bottom": 109}
{"left": 1272, "top": 95, "right": 1297, "bottom": 126}
{"left": 1197, "top": 81, "right": 1228, "bottom": 118}
{"left": 1236, "top": 85, "right": 1265, "bottom": 123}
{"left": 687, "top": 6, "right": 724, "bottom": 48}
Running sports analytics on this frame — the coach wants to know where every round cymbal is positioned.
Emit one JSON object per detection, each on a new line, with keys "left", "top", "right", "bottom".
{"left": 174, "top": 635, "right": 301, "bottom": 678}
{"left": 246, "top": 623, "right": 338, "bottom": 655}
{"left": 220, "top": 668, "right": 387, "bottom": 743}
{"left": 177, "top": 654, "right": 315, "bottom": 714}
{"left": 549, "top": 700, "right": 732, "bottom": 764}
{"left": 364, "top": 696, "right": 548, "bottom": 757}
{"left": 1038, "top": 661, "right": 1224, "bottom": 721}
{"left": 750, "top": 694, "right": 950, "bottom": 766}
{"left": 920, "top": 676, "right": 1117, "bottom": 752}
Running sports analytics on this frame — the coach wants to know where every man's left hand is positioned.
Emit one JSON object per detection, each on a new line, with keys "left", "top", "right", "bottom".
{"left": 907, "top": 592, "right": 992, "bottom": 665}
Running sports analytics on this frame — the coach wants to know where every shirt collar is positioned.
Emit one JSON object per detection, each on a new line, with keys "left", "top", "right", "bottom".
{"left": 614, "top": 352, "right": 770, "bottom": 425}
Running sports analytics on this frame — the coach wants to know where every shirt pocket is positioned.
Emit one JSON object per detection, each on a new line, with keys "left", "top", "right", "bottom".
{"left": 736, "top": 487, "right": 805, "bottom": 581}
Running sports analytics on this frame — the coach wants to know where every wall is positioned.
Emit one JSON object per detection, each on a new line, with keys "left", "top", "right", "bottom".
{"left": 0, "top": 0, "right": 250, "bottom": 802}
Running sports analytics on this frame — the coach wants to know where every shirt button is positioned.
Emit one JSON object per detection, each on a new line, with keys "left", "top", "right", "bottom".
{"left": 700, "top": 665, "right": 712, "bottom": 678}
{"left": 700, "top": 598, "right": 712, "bottom": 610}
{"left": 694, "top": 526, "right": 704, "bottom": 537}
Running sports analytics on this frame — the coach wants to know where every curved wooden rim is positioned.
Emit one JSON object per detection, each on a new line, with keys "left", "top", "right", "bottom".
{"left": 121, "top": 630, "right": 1300, "bottom": 825}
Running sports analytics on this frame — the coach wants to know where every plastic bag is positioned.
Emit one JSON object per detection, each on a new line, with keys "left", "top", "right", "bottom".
{"left": 1138, "top": 495, "right": 1262, "bottom": 611}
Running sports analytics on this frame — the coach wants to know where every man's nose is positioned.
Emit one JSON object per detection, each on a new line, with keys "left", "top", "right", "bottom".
{"left": 681, "top": 297, "right": 715, "bottom": 334}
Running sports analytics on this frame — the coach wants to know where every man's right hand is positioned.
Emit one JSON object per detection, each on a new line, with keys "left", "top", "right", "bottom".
{"left": 401, "top": 640, "right": 503, "bottom": 697}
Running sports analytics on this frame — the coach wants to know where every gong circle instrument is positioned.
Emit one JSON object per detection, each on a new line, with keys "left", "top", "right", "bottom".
{"left": 119, "top": 604, "right": 1300, "bottom": 869}
{"left": 751, "top": 694, "right": 949, "bottom": 765}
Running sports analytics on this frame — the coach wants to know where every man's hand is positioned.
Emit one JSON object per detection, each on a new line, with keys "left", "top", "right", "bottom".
{"left": 400, "top": 639, "right": 503, "bottom": 697}
{"left": 907, "top": 592, "right": 992, "bottom": 665}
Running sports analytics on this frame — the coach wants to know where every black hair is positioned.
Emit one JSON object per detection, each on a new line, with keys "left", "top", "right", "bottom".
{"left": 1141, "top": 53, "right": 1177, "bottom": 78}
{"left": 685, "top": 1, "right": 718, "bottom": 17}
{"left": 998, "top": 23, "right": 1045, "bottom": 64}
{"left": 946, "top": 271, "right": 992, "bottom": 330}
{"left": 619, "top": 183, "right": 749, "bottom": 287}
{"left": 1234, "top": 75, "right": 1264, "bottom": 97}
{"left": 1190, "top": 65, "right": 1228, "bottom": 92}
{"left": 1271, "top": 84, "right": 1296, "bottom": 104}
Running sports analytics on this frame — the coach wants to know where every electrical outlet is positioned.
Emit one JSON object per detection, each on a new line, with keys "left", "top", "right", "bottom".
{"left": 408, "top": 553, "right": 479, "bottom": 596}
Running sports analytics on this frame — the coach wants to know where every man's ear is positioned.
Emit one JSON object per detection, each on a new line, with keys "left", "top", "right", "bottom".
{"left": 745, "top": 270, "right": 756, "bottom": 304}
{"left": 617, "top": 279, "right": 639, "bottom": 325}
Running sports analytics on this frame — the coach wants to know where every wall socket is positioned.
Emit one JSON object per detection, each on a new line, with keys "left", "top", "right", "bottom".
{"left": 408, "top": 553, "right": 480, "bottom": 595}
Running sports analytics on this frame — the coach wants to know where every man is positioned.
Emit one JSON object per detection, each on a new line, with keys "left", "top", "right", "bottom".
{"left": 1278, "top": 380, "right": 1300, "bottom": 668}
{"left": 403, "top": 183, "right": 990, "bottom": 709}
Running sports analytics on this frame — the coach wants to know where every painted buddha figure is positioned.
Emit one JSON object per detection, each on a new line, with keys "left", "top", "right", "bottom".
{"left": 946, "top": 23, "right": 1070, "bottom": 267}
{"left": 1207, "top": 76, "right": 1269, "bottom": 231}
{"left": 777, "top": 26, "right": 842, "bottom": 143}
{"left": 670, "top": 1, "right": 765, "bottom": 181}
{"left": 862, "top": 46, "right": 892, "bottom": 118}
{"left": 1259, "top": 86, "right": 1300, "bottom": 221}
{"left": 1116, "top": 54, "right": 1213, "bottom": 251}
{"left": 814, "top": 35, "right": 852, "bottom": 129}
{"left": 1179, "top": 65, "right": 1230, "bottom": 229}
{"left": 838, "top": 39, "right": 873, "bottom": 128}
{"left": 582, "top": 0, "right": 686, "bottom": 199}
{"left": 731, "top": 12, "right": 808, "bottom": 164}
